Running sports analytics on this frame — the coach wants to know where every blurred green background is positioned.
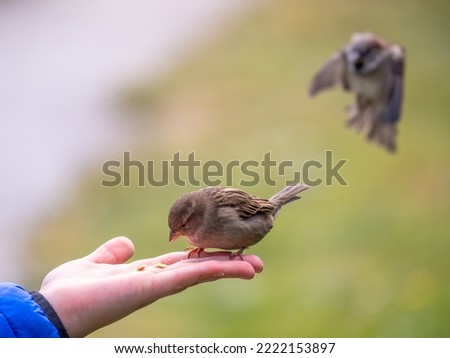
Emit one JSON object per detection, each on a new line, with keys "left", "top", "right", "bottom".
{"left": 26, "top": 0, "right": 449, "bottom": 337}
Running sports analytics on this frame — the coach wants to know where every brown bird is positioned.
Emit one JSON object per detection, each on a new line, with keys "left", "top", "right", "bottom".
{"left": 309, "top": 32, "right": 406, "bottom": 153}
{"left": 168, "top": 184, "right": 309, "bottom": 257}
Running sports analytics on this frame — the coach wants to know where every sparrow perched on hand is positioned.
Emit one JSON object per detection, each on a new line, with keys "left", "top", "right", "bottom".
{"left": 309, "top": 32, "right": 406, "bottom": 153}
{"left": 168, "top": 183, "right": 309, "bottom": 256}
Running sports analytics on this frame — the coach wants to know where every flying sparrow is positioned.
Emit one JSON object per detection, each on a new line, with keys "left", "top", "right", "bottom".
{"left": 168, "top": 183, "right": 309, "bottom": 257}
{"left": 309, "top": 32, "right": 406, "bottom": 153}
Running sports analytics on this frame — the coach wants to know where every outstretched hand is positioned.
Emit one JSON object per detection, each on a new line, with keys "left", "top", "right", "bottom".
{"left": 38, "top": 236, "right": 263, "bottom": 337}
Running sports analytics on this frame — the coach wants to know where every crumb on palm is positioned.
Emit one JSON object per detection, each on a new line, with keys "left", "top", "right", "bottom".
{"left": 153, "top": 262, "right": 168, "bottom": 269}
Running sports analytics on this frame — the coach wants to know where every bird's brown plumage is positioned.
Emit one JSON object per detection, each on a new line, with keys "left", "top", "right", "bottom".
{"left": 168, "top": 184, "right": 309, "bottom": 254}
{"left": 309, "top": 32, "right": 406, "bottom": 153}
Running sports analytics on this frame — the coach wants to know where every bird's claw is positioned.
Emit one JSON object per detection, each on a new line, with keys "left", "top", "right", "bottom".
{"left": 230, "top": 247, "right": 246, "bottom": 261}
{"left": 187, "top": 247, "right": 204, "bottom": 259}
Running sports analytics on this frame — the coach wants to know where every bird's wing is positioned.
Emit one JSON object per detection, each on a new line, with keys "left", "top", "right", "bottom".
{"left": 309, "top": 50, "right": 348, "bottom": 96}
{"left": 384, "top": 44, "right": 405, "bottom": 123}
{"left": 210, "top": 188, "right": 274, "bottom": 218}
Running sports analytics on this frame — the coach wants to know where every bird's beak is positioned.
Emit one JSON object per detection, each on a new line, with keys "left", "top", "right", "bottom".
{"left": 169, "top": 230, "right": 181, "bottom": 243}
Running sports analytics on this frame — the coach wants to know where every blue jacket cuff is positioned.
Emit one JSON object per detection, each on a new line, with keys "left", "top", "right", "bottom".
{"left": 0, "top": 282, "right": 67, "bottom": 338}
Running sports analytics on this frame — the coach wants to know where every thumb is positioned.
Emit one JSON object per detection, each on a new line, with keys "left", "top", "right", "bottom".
{"left": 85, "top": 236, "right": 135, "bottom": 264}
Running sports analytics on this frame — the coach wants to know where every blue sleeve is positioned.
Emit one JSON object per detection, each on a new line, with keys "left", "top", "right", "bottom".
{"left": 0, "top": 282, "right": 68, "bottom": 338}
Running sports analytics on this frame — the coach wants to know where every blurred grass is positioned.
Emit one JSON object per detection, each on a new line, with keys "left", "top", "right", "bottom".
{"left": 27, "top": 0, "right": 449, "bottom": 337}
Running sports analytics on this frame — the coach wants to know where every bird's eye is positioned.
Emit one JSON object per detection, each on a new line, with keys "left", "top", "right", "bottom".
{"left": 361, "top": 47, "right": 372, "bottom": 57}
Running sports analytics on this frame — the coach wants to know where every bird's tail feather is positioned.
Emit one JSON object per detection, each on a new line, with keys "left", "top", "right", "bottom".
{"left": 366, "top": 122, "right": 397, "bottom": 153}
{"left": 269, "top": 183, "right": 310, "bottom": 209}
{"left": 347, "top": 110, "right": 397, "bottom": 153}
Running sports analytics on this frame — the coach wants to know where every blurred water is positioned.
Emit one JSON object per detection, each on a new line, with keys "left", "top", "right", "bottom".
{"left": 0, "top": 0, "right": 256, "bottom": 282}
